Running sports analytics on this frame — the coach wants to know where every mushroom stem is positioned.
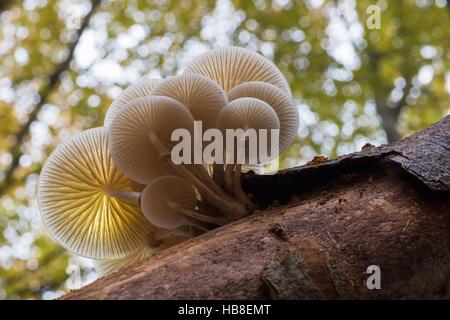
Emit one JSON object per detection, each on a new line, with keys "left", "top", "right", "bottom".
{"left": 232, "top": 164, "right": 254, "bottom": 209}
{"left": 177, "top": 164, "right": 247, "bottom": 218}
{"left": 212, "top": 163, "right": 224, "bottom": 187}
{"left": 193, "top": 164, "right": 225, "bottom": 196}
{"left": 167, "top": 200, "right": 230, "bottom": 226}
{"left": 148, "top": 133, "right": 248, "bottom": 219}
{"left": 224, "top": 164, "right": 234, "bottom": 193}
{"left": 187, "top": 221, "right": 210, "bottom": 232}
{"left": 104, "top": 187, "right": 140, "bottom": 204}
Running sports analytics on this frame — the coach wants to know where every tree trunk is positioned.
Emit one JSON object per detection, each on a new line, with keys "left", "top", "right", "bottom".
{"left": 62, "top": 116, "right": 450, "bottom": 300}
{"left": 0, "top": 0, "right": 12, "bottom": 13}
{"left": 378, "top": 104, "right": 402, "bottom": 142}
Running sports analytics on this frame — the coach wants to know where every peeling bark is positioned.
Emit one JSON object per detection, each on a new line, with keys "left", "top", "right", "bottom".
{"left": 62, "top": 116, "right": 450, "bottom": 300}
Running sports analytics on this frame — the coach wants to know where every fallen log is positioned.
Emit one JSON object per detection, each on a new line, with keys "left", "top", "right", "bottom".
{"left": 62, "top": 116, "right": 450, "bottom": 299}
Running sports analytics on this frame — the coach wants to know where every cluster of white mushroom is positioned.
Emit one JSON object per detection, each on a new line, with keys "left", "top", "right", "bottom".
{"left": 37, "top": 47, "right": 299, "bottom": 275}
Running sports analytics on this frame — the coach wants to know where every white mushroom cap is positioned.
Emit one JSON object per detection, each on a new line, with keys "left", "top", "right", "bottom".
{"left": 217, "top": 97, "right": 280, "bottom": 163}
{"left": 140, "top": 175, "right": 197, "bottom": 229}
{"left": 228, "top": 81, "right": 299, "bottom": 154}
{"left": 108, "top": 96, "right": 194, "bottom": 184}
{"left": 185, "top": 46, "right": 291, "bottom": 97}
{"left": 104, "top": 79, "right": 161, "bottom": 127}
{"left": 152, "top": 74, "right": 227, "bottom": 129}
{"left": 37, "top": 127, "right": 154, "bottom": 259}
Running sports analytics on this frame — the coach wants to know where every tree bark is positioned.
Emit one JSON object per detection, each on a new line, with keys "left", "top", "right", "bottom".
{"left": 377, "top": 103, "right": 402, "bottom": 143}
{"left": 62, "top": 116, "right": 450, "bottom": 300}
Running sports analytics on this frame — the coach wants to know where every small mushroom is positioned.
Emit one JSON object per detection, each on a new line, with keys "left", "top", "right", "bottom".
{"left": 152, "top": 74, "right": 227, "bottom": 129}
{"left": 216, "top": 97, "right": 280, "bottom": 206}
{"left": 140, "top": 175, "right": 230, "bottom": 229}
{"left": 104, "top": 79, "right": 161, "bottom": 127}
{"left": 217, "top": 97, "right": 280, "bottom": 163}
{"left": 37, "top": 127, "right": 154, "bottom": 259}
{"left": 185, "top": 46, "right": 291, "bottom": 97}
{"left": 228, "top": 81, "right": 299, "bottom": 155}
{"left": 108, "top": 95, "right": 194, "bottom": 185}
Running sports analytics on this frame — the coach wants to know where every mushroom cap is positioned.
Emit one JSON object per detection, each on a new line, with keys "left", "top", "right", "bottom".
{"left": 108, "top": 96, "right": 194, "bottom": 185}
{"left": 140, "top": 175, "right": 197, "bottom": 229}
{"left": 228, "top": 81, "right": 299, "bottom": 154}
{"left": 37, "top": 127, "right": 154, "bottom": 260}
{"left": 152, "top": 74, "right": 227, "bottom": 129}
{"left": 104, "top": 79, "right": 161, "bottom": 127}
{"left": 185, "top": 47, "right": 291, "bottom": 97}
{"left": 217, "top": 97, "right": 280, "bottom": 132}
{"left": 217, "top": 97, "right": 280, "bottom": 163}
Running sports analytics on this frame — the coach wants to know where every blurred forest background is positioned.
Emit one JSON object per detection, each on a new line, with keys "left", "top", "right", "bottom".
{"left": 0, "top": 0, "right": 449, "bottom": 299}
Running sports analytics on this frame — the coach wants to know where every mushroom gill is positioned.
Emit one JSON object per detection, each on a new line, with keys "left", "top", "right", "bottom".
{"left": 228, "top": 81, "right": 299, "bottom": 155}
{"left": 184, "top": 46, "right": 291, "bottom": 97}
{"left": 216, "top": 97, "right": 280, "bottom": 206}
{"left": 152, "top": 74, "right": 227, "bottom": 129}
{"left": 109, "top": 95, "right": 248, "bottom": 219}
{"left": 104, "top": 79, "right": 161, "bottom": 127}
{"left": 140, "top": 175, "right": 230, "bottom": 230}
{"left": 108, "top": 95, "right": 193, "bottom": 185}
{"left": 37, "top": 127, "right": 154, "bottom": 259}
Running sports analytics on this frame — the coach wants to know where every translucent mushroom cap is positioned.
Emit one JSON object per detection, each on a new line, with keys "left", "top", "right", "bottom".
{"left": 108, "top": 96, "right": 194, "bottom": 185}
{"left": 140, "top": 175, "right": 197, "bottom": 230}
{"left": 217, "top": 97, "right": 280, "bottom": 163}
{"left": 104, "top": 79, "right": 161, "bottom": 127}
{"left": 37, "top": 127, "right": 154, "bottom": 259}
{"left": 185, "top": 46, "right": 291, "bottom": 97}
{"left": 228, "top": 81, "right": 299, "bottom": 154}
{"left": 152, "top": 74, "right": 227, "bottom": 129}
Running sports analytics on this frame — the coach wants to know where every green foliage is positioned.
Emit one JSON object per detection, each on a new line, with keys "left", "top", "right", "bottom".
{"left": 0, "top": 0, "right": 449, "bottom": 299}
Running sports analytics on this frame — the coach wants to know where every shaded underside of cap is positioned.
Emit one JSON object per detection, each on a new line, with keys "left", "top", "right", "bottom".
{"left": 228, "top": 81, "right": 299, "bottom": 154}
{"left": 217, "top": 97, "right": 280, "bottom": 131}
{"left": 140, "top": 175, "right": 198, "bottom": 230}
{"left": 152, "top": 74, "right": 227, "bottom": 129}
{"left": 108, "top": 96, "right": 194, "bottom": 184}
{"left": 217, "top": 98, "right": 280, "bottom": 163}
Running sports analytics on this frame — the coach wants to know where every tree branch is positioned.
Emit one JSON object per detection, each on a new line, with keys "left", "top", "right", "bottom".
{"left": 0, "top": 0, "right": 101, "bottom": 196}
{"left": 62, "top": 116, "right": 450, "bottom": 300}
{"left": 366, "top": 50, "right": 406, "bottom": 143}
{"left": 333, "top": 1, "right": 403, "bottom": 143}
{"left": 0, "top": 0, "right": 13, "bottom": 13}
